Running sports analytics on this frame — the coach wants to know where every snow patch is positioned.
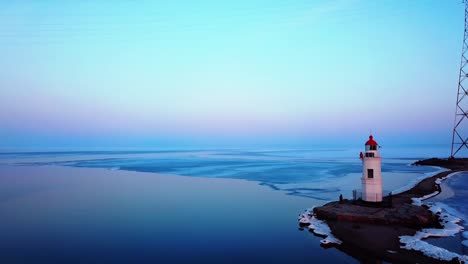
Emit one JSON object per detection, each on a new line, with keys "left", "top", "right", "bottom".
{"left": 298, "top": 209, "right": 342, "bottom": 245}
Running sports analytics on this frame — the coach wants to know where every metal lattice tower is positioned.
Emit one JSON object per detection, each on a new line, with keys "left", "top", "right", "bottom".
{"left": 451, "top": 0, "right": 468, "bottom": 157}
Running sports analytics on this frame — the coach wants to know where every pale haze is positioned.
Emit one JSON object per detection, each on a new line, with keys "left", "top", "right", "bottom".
{"left": 0, "top": 0, "right": 461, "bottom": 150}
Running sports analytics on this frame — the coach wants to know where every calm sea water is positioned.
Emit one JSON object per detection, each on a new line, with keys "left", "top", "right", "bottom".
{"left": 0, "top": 147, "right": 456, "bottom": 263}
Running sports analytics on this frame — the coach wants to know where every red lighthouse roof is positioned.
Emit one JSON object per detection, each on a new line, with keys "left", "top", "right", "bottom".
{"left": 365, "top": 135, "right": 378, "bottom": 146}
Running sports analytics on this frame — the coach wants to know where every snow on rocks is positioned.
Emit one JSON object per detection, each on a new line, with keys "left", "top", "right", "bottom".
{"left": 400, "top": 174, "right": 468, "bottom": 262}
{"left": 400, "top": 207, "right": 467, "bottom": 262}
{"left": 298, "top": 209, "right": 342, "bottom": 245}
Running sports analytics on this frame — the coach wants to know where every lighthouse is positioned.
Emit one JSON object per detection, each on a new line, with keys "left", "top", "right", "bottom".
{"left": 359, "top": 135, "right": 383, "bottom": 202}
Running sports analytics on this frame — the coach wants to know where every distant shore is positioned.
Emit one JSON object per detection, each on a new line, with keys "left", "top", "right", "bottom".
{"left": 300, "top": 158, "right": 468, "bottom": 263}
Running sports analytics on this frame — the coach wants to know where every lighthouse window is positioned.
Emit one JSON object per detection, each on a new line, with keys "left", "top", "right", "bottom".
{"left": 365, "top": 152, "right": 374, "bottom": 158}
{"left": 367, "top": 169, "right": 374, "bottom": 178}
{"left": 370, "top": 145, "right": 377, "bottom": 150}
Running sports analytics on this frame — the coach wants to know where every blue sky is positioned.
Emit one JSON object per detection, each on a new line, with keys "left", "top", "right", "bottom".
{"left": 0, "top": 0, "right": 464, "bottom": 150}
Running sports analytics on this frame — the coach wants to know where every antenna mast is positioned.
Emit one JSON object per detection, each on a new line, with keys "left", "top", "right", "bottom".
{"left": 451, "top": 0, "right": 468, "bottom": 157}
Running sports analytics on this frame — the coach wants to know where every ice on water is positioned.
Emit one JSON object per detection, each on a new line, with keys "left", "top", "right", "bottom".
{"left": 401, "top": 172, "right": 468, "bottom": 261}
{"left": 298, "top": 209, "right": 342, "bottom": 245}
{"left": 2, "top": 146, "right": 467, "bottom": 262}
{"left": 1, "top": 148, "right": 442, "bottom": 202}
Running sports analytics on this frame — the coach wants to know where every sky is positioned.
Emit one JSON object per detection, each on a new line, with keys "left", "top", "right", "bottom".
{"left": 0, "top": 0, "right": 465, "bottom": 150}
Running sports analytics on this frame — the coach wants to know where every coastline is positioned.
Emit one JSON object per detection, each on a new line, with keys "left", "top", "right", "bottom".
{"left": 1, "top": 154, "right": 464, "bottom": 263}
{"left": 300, "top": 159, "right": 468, "bottom": 263}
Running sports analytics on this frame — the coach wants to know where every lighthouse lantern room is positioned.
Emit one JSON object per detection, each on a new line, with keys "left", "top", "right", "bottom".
{"left": 359, "top": 135, "right": 383, "bottom": 202}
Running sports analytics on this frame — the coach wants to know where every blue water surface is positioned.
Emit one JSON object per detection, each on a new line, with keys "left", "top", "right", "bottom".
{"left": 0, "top": 147, "right": 449, "bottom": 263}
{"left": 1, "top": 148, "right": 442, "bottom": 200}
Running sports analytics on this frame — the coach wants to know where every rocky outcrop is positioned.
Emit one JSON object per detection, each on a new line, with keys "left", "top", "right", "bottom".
{"left": 412, "top": 158, "right": 468, "bottom": 170}
{"left": 302, "top": 158, "right": 468, "bottom": 264}
{"left": 313, "top": 201, "right": 441, "bottom": 229}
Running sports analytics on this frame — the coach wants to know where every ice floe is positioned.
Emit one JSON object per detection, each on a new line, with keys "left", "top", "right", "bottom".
{"left": 298, "top": 209, "right": 342, "bottom": 245}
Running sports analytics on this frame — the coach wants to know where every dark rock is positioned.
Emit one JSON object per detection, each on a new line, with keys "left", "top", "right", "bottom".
{"left": 412, "top": 157, "right": 468, "bottom": 170}
{"left": 313, "top": 199, "right": 440, "bottom": 229}
{"left": 304, "top": 157, "right": 468, "bottom": 264}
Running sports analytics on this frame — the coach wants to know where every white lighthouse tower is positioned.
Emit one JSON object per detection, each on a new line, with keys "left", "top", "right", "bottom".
{"left": 359, "top": 135, "right": 383, "bottom": 202}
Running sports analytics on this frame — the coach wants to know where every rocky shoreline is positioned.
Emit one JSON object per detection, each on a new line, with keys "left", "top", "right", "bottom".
{"left": 299, "top": 158, "right": 468, "bottom": 264}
